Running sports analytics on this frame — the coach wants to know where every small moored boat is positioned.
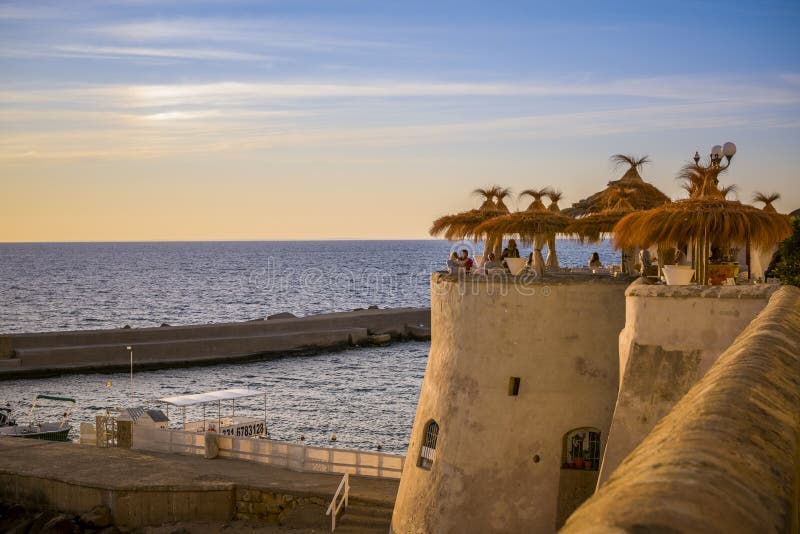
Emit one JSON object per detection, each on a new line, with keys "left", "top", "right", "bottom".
{"left": 0, "top": 395, "right": 75, "bottom": 442}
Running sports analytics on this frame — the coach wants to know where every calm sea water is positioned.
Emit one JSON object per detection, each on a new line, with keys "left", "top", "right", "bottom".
{"left": 0, "top": 240, "right": 618, "bottom": 333}
{"left": 0, "top": 343, "right": 429, "bottom": 454}
{"left": 0, "top": 239, "right": 618, "bottom": 452}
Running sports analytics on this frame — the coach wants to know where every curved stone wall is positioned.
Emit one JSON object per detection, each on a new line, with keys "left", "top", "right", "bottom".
{"left": 600, "top": 280, "right": 779, "bottom": 482}
{"left": 561, "top": 286, "right": 800, "bottom": 534}
{"left": 391, "top": 273, "right": 629, "bottom": 533}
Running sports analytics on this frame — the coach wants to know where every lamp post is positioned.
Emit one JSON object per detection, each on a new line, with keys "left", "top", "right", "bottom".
{"left": 694, "top": 142, "right": 737, "bottom": 174}
{"left": 126, "top": 345, "right": 134, "bottom": 405}
{"left": 691, "top": 142, "right": 737, "bottom": 283}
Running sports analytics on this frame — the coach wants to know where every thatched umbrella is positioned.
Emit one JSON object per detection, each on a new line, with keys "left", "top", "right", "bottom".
{"left": 565, "top": 188, "right": 636, "bottom": 244}
{"left": 565, "top": 155, "right": 670, "bottom": 273}
{"left": 750, "top": 192, "right": 782, "bottom": 279}
{"left": 563, "top": 155, "right": 670, "bottom": 217}
{"left": 429, "top": 186, "right": 510, "bottom": 251}
{"left": 475, "top": 188, "right": 572, "bottom": 277}
{"left": 545, "top": 190, "right": 567, "bottom": 270}
{"left": 488, "top": 187, "right": 512, "bottom": 259}
{"left": 613, "top": 170, "right": 792, "bottom": 284}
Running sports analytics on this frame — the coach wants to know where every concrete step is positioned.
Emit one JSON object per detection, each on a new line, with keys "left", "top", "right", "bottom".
{"left": 336, "top": 502, "right": 392, "bottom": 532}
{"left": 342, "top": 502, "right": 393, "bottom": 519}
{"left": 334, "top": 525, "right": 390, "bottom": 534}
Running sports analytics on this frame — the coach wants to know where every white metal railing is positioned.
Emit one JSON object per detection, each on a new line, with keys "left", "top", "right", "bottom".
{"left": 131, "top": 426, "right": 405, "bottom": 479}
{"left": 326, "top": 472, "right": 349, "bottom": 532}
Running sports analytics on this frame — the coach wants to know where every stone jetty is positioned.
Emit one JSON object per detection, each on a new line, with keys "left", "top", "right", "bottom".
{"left": 0, "top": 307, "right": 431, "bottom": 378}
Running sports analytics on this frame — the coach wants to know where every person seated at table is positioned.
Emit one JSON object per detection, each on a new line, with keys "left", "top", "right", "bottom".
{"left": 501, "top": 239, "right": 520, "bottom": 260}
{"left": 588, "top": 252, "right": 603, "bottom": 268}
{"left": 459, "top": 249, "right": 474, "bottom": 272}
{"left": 525, "top": 251, "right": 533, "bottom": 267}
{"left": 483, "top": 252, "right": 503, "bottom": 272}
{"left": 447, "top": 252, "right": 461, "bottom": 273}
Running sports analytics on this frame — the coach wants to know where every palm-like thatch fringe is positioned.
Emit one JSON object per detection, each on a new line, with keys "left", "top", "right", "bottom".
{"left": 754, "top": 192, "right": 780, "bottom": 213}
{"left": 429, "top": 185, "right": 511, "bottom": 240}
{"left": 612, "top": 198, "right": 792, "bottom": 250}
{"left": 566, "top": 209, "right": 635, "bottom": 243}
{"left": 565, "top": 187, "right": 635, "bottom": 243}
{"left": 474, "top": 187, "right": 571, "bottom": 243}
{"left": 546, "top": 190, "right": 564, "bottom": 212}
{"left": 677, "top": 163, "right": 728, "bottom": 199}
{"left": 563, "top": 154, "right": 669, "bottom": 217}
{"left": 493, "top": 187, "right": 512, "bottom": 213}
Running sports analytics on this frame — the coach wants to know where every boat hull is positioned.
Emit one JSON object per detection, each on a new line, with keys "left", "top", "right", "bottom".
{"left": 0, "top": 425, "right": 72, "bottom": 442}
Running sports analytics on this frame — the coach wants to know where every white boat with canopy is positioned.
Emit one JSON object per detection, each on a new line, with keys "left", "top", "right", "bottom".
{"left": 156, "top": 388, "right": 268, "bottom": 438}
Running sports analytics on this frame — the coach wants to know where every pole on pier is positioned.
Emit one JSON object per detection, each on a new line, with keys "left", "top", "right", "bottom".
{"left": 126, "top": 346, "right": 134, "bottom": 405}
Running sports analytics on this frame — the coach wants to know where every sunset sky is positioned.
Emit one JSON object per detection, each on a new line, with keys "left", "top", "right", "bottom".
{"left": 2, "top": 0, "right": 799, "bottom": 241}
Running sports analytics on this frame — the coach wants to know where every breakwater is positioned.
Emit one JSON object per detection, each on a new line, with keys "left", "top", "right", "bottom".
{"left": 0, "top": 307, "right": 430, "bottom": 378}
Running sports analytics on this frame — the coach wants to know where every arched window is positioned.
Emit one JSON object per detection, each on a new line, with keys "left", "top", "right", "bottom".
{"left": 418, "top": 420, "right": 439, "bottom": 470}
{"left": 561, "top": 427, "right": 601, "bottom": 471}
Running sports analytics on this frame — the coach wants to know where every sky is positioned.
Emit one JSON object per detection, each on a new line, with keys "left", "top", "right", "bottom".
{"left": 1, "top": 0, "right": 799, "bottom": 241}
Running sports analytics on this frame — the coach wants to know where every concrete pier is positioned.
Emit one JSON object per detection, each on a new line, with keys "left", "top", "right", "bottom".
{"left": 0, "top": 307, "right": 430, "bottom": 378}
{"left": 0, "top": 437, "right": 398, "bottom": 531}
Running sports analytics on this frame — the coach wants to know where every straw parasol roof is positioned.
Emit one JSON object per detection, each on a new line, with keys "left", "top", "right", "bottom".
{"left": 613, "top": 165, "right": 792, "bottom": 284}
{"left": 474, "top": 188, "right": 572, "bottom": 242}
{"left": 613, "top": 196, "right": 792, "bottom": 249}
{"left": 566, "top": 188, "right": 636, "bottom": 243}
{"left": 429, "top": 186, "right": 510, "bottom": 241}
{"left": 564, "top": 154, "right": 670, "bottom": 217}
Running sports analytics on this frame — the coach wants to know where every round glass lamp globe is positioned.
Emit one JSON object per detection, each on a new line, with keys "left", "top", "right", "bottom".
{"left": 711, "top": 145, "right": 723, "bottom": 157}
{"left": 723, "top": 142, "right": 737, "bottom": 157}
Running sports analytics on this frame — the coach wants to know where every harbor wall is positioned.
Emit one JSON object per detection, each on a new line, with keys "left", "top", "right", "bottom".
{"left": 391, "top": 273, "right": 629, "bottom": 534}
{"left": 561, "top": 286, "right": 800, "bottom": 534}
{"left": 599, "top": 281, "right": 779, "bottom": 483}
{"left": 0, "top": 307, "right": 430, "bottom": 377}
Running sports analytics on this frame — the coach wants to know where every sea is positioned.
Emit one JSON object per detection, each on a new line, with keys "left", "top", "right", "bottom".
{"left": 0, "top": 240, "right": 618, "bottom": 452}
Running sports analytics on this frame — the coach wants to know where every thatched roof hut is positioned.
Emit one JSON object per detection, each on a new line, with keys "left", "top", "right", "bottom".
{"left": 429, "top": 186, "right": 510, "bottom": 241}
{"left": 564, "top": 155, "right": 670, "bottom": 217}
{"left": 474, "top": 188, "right": 572, "bottom": 241}
{"left": 613, "top": 166, "right": 792, "bottom": 284}
{"left": 566, "top": 188, "right": 636, "bottom": 243}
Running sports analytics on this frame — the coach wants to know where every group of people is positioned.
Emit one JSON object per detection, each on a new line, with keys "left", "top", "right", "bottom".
{"left": 446, "top": 239, "right": 604, "bottom": 274}
{"left": 446, "top": 240, "right": 523, "bottom": 274}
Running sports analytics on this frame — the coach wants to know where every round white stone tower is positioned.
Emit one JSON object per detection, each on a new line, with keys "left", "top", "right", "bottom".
{"left": 391, "top": 273, "right": 628, "bottom": 533}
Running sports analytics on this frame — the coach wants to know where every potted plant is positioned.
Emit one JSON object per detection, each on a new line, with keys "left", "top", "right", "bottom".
{"left": 707, "top": 246, "right": 739, "bottom": 285}
{"left": 571, "top": 434, "right": 585, "bottom": 469}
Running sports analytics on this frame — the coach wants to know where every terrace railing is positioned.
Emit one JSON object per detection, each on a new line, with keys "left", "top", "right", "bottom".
{"left": 131, "top": 426, "right": 405, "bottom": 480}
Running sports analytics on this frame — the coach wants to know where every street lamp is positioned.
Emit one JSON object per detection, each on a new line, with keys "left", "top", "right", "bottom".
{"left": 126, "top": 345, "right": 134, "bottom": 405}
{"left": 694, "top": 141, "right": 736, "bottom": 167}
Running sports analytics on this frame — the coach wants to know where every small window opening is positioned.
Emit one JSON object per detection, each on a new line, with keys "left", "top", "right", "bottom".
{"left": 561, "top": 428, "right": 601, "bottom": 470}
{"left": 508, "top": 376, "right": 521, "bottom": 396}
{"left": 418, "top": 420, "right": 439, "bottom": 470}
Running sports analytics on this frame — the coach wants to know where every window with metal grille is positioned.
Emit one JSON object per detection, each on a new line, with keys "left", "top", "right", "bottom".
{"left": 418, "top": 420, "right": 439, "bottom": 470}
{"left": 561, "top": 427, "right": 601, "bottom": 470}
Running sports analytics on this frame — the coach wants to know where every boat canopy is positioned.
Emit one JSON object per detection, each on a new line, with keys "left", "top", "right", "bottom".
{"left": 35, "top": 395, "right": 76, "bottom": 403}
{"left": 157, "top": 388, "right": 263, "bottom": 407}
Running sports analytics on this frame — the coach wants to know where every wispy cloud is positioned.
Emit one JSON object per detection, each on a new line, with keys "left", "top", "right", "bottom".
{"left": 86, "top": 18, "right": 403, "bottom": 52}
{"left": 52, "top": 45, "right": 274, "bottom": 62}
{"left": 2, "top": 75, "right": 798, "bottom": 109}
{"left": 2, "top": 97, "right": 797, "bottom": 165}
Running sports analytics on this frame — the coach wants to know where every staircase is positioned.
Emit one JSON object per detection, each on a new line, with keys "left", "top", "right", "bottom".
{"left": 332, "top": 498, "right": 393, "bottom": 533}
